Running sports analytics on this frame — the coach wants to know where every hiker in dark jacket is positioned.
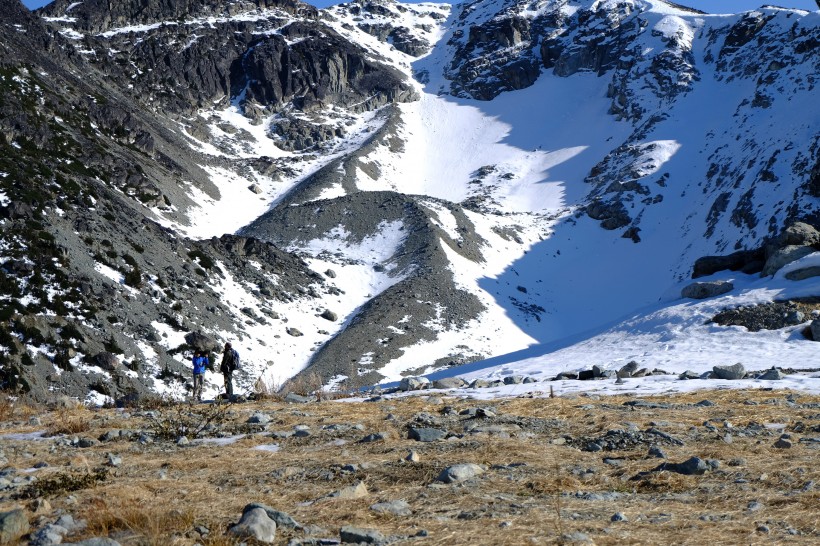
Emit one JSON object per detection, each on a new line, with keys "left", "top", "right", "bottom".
{"left": 192, "top": 350, "right": 207, "bottom": 402}
{"left": 220, "top": 342, "right": 237, "bottom": 399}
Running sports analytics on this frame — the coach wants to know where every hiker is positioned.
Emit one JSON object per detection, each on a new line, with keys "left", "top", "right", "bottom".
{"left": 220, "top": 342, "right": 239, "bottom": 399}
{"left": 191, "top": 350, "right": 207, "bottom": 402}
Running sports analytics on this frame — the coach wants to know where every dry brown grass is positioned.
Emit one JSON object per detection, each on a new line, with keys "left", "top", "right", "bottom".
{"left": 46, "top": 404, "right": 94, "bottom": 435}
{"left": 1, "top": 390, "right": 819, "bottom": 545}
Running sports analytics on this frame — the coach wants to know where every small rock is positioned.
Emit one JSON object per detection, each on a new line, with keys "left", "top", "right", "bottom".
{"left": 370, "top": 500, "right": 412, "bottom": 516}
{"left": 679, "top": 370, "right": 700, "bottom": 380}
{"left": 757, "top": 524, "right": 770, "bottom": 533}
{"left": 320, "top": 309, "right": 338, "bottom": 322}
{"left": 774, "top": 436, "right": 793, "bottom": 449}
{"left": 247, "top": 412, "right": 271, "bottom": 425}
{"left": 330, "top": 481, "right": 369, "bottom": 500}
{"left": 359, "top": 432, "right": 390, "bottom": 443}
{"left": 176, "top": 436, "right": 189, "bottom": 446}
{"left": 469, "top": 379, "right": 491, "bottom": 388}
{"left": 611, "top": 512, "right": 628, "bottom": 522}
{"left": 757, "top": 367, "right": 784, "bottom": 380}
{"left": 647, "top": 446, "right": 667, "bottom": 459}
{"left": 106, "top": 453, "right": 122, "bottom": 467}
{"left": 340, "top": 525, "right": 384, "bottom": 544}
{"left": 405, "top": 450, "right": 420, "bottom": 463}
{"left": 286, "top": 327, "right": 303, "bottom": 337}
{"left": 503, "top": 375, "right": 524, "bottom": 385}
{"left": 68, "top": 539, "right": 122, "bottom": 546}
{"left": 747, "top": 501, "right": 764, "bottom": 512}
{"left": 617, "top": 361, "right": 639, "bottom": 378}
{"left": 656, "top": 456, "right": 709, "bottom": 475}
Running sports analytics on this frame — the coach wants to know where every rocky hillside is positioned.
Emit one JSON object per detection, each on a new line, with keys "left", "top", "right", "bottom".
{"left": 1, "top": 0, "right": 819, "bottom": 402}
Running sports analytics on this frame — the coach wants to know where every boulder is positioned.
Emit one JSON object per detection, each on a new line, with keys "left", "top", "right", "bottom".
{"left": 0, "top": 509, "right": 29, "bottom": 545}
{"left": 93, "top": 352, "right": 120, "bottom": 372}
{"left": 370, "top": 500, "right": 412, "bottom": 517}
{"left": 712, "top": 363, "right": 746, "bottom": 380}
{"left": 681, "top": 280, "right": 733, "bottom": 300}
{"left": 617, "top": 361, "right": 639, "bottom": 378}
{"left": 785, "top": 266, "right": 820, "bottom": 281}
{"left": 503, "top": 375, "right": 524, "bottom": 385}
{"left": 399, "top": 376, "right": 430, "bottom": 391}
{"left": 241, "top": 503, "right": 300, "bottom": 530}
{"left": 340, "top": 526, "right": 384, "bottom": 544}
{"left": 432, "top": 377, "right": 466, "bottom": 389}
{"left": 320, "top": 309, "right": 338, "bottom": 322}
{"left": 773, "top": 222, "right": 820, "bottom": 248}
{"left": 437, "top": 463, "right": 485, "bottom": 484}
{"left": 330, "top": 481, "right": 368, "bottom": 500}
{"left": 408, "top": 427, "right": 446, "bottom": 442}
{"left": 655, "top": 456, "right": 709, "bottom": 476}
{"left": 811, "top": 319, "right": 820, "bottom": 341}
{"left": 228, "top": 507, "right": 277, "bottom": 543}
{"left": 184, "top": 332, "right": 220, "bottom": 352}
{"left": 756, "top": 368, "right": 784, "bottom": 380}
{"left": 284, "top": 393, "right": 313, "bottom": 404}
{"left": 469, "top": 379, "right": 491, "bottom": 388}
{"left": 692, "top": 248, "right": 765, "bottom": 278}
{"left": 762, "top": 245, "right": 815, "bottom": 276}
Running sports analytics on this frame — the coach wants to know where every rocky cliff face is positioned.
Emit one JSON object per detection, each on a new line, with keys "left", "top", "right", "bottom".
{"left": 1, "top": 0, "right": 819, "bottom": 400}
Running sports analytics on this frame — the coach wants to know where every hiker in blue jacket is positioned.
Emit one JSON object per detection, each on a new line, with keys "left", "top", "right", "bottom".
{"left": 192, "top": 350, "right": 207, "bottom": 402}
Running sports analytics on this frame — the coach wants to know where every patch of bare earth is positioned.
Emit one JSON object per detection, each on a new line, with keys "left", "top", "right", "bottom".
{"left": 1, "top": 390, "right": 819, "bottom": 544}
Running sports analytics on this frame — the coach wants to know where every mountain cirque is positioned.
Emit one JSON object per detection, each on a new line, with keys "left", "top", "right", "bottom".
{"left": 0, "top": 390, "right": 819, "bottom": 544}
{"left": 0, "top": 0, "right": 819, "bottom": 404}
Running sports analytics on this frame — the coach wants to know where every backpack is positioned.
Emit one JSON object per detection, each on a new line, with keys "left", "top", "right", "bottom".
{"left": 230, "top": 349, "right": 241, "bottom": 371}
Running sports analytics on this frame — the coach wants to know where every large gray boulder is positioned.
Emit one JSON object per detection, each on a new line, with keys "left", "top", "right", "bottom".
{"left": 762, "top": 245, "right": 816, "bottom": 276}
{"left": 399, "top": 376, "right": 430, "bottom": 391}
{"left": 432, "top": 377, "right": 466, "bottom": 389}
{"left": 0, "top": 509, "right": 29, "bottom": 545}
{"left": 681, "top": 281, "right": 733, "bottom": 300}
{"left": 811, "top": 319, "right": 820, "bottom": 341}
{"left": 184, "top": 332, "right": 220, "bottom": 352}
{"left": 437, "top": 463, "right": 485, "bottom": 484}
{"left": 772, "top": 222, "right": 820, "bottom": 248}
{"left": 785, "top": 266, "right": 820, "bottom": 281}
{"left": 228, "top": 507, "right": 277, "bottom": 543}
{"left": 712, "top": 363, "right": 746, "bottom": 380}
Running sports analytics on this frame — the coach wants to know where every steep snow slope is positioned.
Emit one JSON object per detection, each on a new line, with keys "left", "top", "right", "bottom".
{"left": 32, "top": 0, "right": 820, "bottom": 397}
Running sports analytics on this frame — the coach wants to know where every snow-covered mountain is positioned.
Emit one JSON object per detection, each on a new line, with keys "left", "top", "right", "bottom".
{"left": 1, "top": 0, "right": 818, "bottom": 403}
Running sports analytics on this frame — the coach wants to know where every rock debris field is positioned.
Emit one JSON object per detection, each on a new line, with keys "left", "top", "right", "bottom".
{"left": 1, "top": 389, "right": 819, "bottom": 545}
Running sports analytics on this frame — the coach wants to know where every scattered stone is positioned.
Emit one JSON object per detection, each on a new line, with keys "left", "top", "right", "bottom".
{"left": 469, "top": 379, "right": 491, "bottom": 388}
{"left": 405, "top": 450, "right": 420, "bottom": 463}
{"left": 712, "top": 363, "right": 746, "bottom": 380}
{"left": 437, "top": 464, "right": 485, "bottom": 484}
{"left": 370, "top": 500, "right": 412, "bottom": 516}
{"left": 0, "top": 509, "right": 29, "bottom": 545}
{"left": 286, "top": 327, "right": 304, "bottom": 337}
{"left": 655, "top": 456, "right": 709, "bottom": 476}
{"left": 284, "top": 393, "right": 313, "bottom": 404}
{"left": 785, "top": 266, "right": 820, "bottom": 281}
{"left": 747, "top": 501, "right": 764, "bottom": 512}
{"left": 693, "top": 399, "right": 715, "bottom": 407}
{"left": 248, "top": 412, "right": 272, "bottom": 425}
{"left": 681, "top": 280, "right": 733, "bottom": 299}
{"left": 340, "top": 525, "right": 384, "bottom": 544}
{"left": 774, "top": 435, "right": 793, "bottom": 449}
{"left": 67, "top": 539, "right": 122, "bottom": 546}
{"left": 648, "top": 446, "right": 667, "bottom": 459}
{"left": 555, "top": 372, "right": 578, "bottom": 380}
{"left": 228, "top": 507, "right": 277, "bottom": 543}
{"left": 757, "top": 367, "right": 784, "bottom": 380}
{"left": 408, "top": 428, "right": 446, "bottom": 442}
{"left": 578, "top": 370, "right": 595, "bottom": 381}
{"left": 611, "top": 512, "right": 628, "bottom": 522}
{"left": 503, "top": 375, "right": 524, "bottom": 385}
{"left": 320, "top": 309, "right": 338, "bottom": 322}
{"left": 242, "top": 503, "right": 300, "bottom": 530}
{"left": 106, "top": 453, "right": 122, "bottom": 467}
{"left": 679, "top": 370, "right": 700, "bottom": 380}
{"left": 359, "top": 432, "right": 390, "bottom": 443}
{"left": 523, "top": 376, "right": 539, "bottom": 383}
{"left": 330, "top": 481, "right": 369, "bottom": 500}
